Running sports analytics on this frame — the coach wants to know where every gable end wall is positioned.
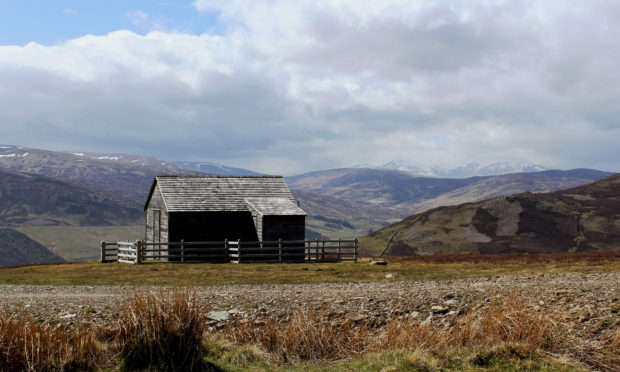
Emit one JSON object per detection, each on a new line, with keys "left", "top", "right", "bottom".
{"left": 145, "top": 185, "right": 169, "bottom": 244}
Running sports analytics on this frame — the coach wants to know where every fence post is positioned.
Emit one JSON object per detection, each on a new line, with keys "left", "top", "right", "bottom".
{"left": 181, "top": 239, "right": 185, "bottom": 263}
{"left": 354, "top": 238, "right": 358, "bottom": 263}
{"left": 237, "top": 239, "right": 242, "bottom": 263}
{"left": 224, "top": 239, "right": 229, "bottom": 262}
{"left": 136, "top": 240, "right": 142, "bottom": 265}
{"left": 315, "top": 238, "right": 319, "bottom": 262}
{"left": 321, "top": 238, "right": 326, "bottom": 261}
{"left": 278, "top": 238, "right": 283, "bottom": 264}
{"left": 100, "top": 241, "right": 106, "bottom": 263}
{"left": 337, "top": 238, "right": 341, "bottom": 262}
{"left": 304, "top": 240, "right": 308, "bottom": 262}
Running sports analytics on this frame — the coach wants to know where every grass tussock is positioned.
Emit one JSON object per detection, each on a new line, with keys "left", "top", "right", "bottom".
{"left": 225, "top": 295, "right": 566, "bottom": 364}
{"left": 225, "top": 310, "right": 374, "bottom": 363}
{"left": 382, "top": 296, "right": 564, "bottom": 352}
{"left": 0, "top": 289, "right": 614, "bottom": 371}
{"left": 597, "top": 328, "right": 620, "bottom": 371}
{"left": 114, "top": 288, "right": 215, "bottom": 372}
{"left": 0, "top": 313, "right": 100, "bottom": 372}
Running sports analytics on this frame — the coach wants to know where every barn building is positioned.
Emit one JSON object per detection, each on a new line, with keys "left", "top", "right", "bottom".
{"left": 144, "top": 175, "right": 306, "bottom": 261}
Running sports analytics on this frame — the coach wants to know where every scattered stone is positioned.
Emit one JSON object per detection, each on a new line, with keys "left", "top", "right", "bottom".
{"left": 385, "top": 274, "right": 393, "bottom": 279}
{"left": 207, "top": 310, "right": 230, "bottom": 321}
{"left": 408, "top": 311, "right": 420, "bottom": 318}
{"left": 0, "top": 272, "right": 616, "bottom": 342}
{"left": 421, "top": 313, "right": 433, "bottom": 325}
{"left": 60, "top": 313, "right": 77, "bottom": 319}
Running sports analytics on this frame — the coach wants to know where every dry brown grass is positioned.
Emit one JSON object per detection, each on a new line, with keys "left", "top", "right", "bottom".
{"left": 1, "top": 288, "right": 617, "bottom": 371}
{"left": 587, "top": 327, "right": 620, "bottom": 371}
{"left": 378, "top": 297, "right": 565, "bottom": 352}
{"left": 225, "top": 310, "right": 375, "bottom": 363}
{"left": 113, "top": 288, "right": 213, "bottom": 372}
{"left": 225, "top": 296, "right": 569, "bottom": 365}
{"left": 0, "top": 313, "right": 100, "bottom": 371}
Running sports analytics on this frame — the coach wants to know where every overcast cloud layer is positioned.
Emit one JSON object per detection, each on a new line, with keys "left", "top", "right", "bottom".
{"left": 1, "top": 0, "right": 619, "bottom": 175}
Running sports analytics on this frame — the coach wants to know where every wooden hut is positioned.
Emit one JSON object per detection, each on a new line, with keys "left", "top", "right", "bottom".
{"left": 144, "top": 175, "right": 306, "bottom": 261}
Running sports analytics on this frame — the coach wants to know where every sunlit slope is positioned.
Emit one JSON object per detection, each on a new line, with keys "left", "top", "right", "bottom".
{"left": 360, "top": 173, "right": 620, "bottom": 256}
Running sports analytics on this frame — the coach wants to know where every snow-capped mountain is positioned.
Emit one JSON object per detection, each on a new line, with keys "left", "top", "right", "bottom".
{"left": 175, "top": 161, "right": 262, "bottom": 176}
{"left": 69, "top": 151, "right": 262, "bottom": 175}
{"left": 353, "top": 160, "right": 549, "bottom": 178}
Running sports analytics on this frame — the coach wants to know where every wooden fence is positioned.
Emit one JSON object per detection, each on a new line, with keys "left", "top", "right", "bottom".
{"left": 100, "top": 238, "right": 358, "bottom": 264}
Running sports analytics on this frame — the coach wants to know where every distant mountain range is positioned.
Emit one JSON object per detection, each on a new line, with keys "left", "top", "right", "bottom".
{"left": 0, "top": 146, "right": 260, "bottom": 201}
{"left": 353, "top": 160, "right": 549, "bottom": 178}
{"left": 0, "top": 143, "right": 616, "bottom": 264}
{"left": 175, "top": 161, "right": 263, "bottom": 176}
{"left": 360, "top": 173, "right": 620, "bottom": 256}
{"left": 287, "top": 167, "right": 613, "bottom": 214}
{"left": 0, "top": 145, "right": 205, "bottom": 201}
{"left": 0, "top": 167, "right": 143, "bottom": 226}
{"left": 71, "top": 150, "right": 262, "bottom": 176}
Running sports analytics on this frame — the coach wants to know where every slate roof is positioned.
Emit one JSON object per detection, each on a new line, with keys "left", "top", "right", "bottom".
{"left": 244, "top": 197, "right": 306, "bottom": 216}
{"left": 145, "top": 175, "right": 306, "bottom": 215}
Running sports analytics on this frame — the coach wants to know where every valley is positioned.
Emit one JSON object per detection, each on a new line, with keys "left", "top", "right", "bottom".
{"left": 0, "top": 144, "right": 617, "bottom": 267}
{"left": 0, "top": 228, "right": 64, "bottom": 267}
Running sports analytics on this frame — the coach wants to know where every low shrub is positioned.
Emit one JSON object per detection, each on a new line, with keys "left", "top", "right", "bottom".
{"left": 114, "top": 288, "right": 218, "bottom": 372}
{"left": 225, "top": 295, "right": 566, "bottom": 364}
{"left": 0, "top": 313, "right": 99, "bottom": 372}
{"left": 226, "top": 309, "right": 373, "bottom": 363}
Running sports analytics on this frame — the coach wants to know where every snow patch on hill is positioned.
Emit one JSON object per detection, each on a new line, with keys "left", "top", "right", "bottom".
{"left": 353, "top": 161, "right": 549, "bottom": 178}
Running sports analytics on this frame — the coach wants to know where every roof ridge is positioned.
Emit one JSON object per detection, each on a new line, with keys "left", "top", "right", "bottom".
{"left": 155, "top": 175, "right": 282, "bottom": 178}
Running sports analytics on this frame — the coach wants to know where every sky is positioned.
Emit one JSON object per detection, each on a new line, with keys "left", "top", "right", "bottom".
{"left": 1, "top": 0, "right": 619, "bottom": 175}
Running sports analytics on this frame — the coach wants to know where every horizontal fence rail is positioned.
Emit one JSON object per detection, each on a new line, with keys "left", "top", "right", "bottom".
{"left": 101, "top": 238, "right": 358, "bottom": 265}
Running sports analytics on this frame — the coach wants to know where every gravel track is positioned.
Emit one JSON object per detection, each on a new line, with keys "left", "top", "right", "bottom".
{"left": 1, "top": 272, "right": 618, "bottom": 331}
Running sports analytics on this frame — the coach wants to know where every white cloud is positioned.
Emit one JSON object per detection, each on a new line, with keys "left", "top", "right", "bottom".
{"left": 1, "top": 0, "right": 620, "bottom": 174}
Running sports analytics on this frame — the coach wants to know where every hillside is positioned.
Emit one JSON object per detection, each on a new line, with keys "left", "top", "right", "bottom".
{"left": 0, "top": 168, "right": 143, "bottom": 226}
{"left": 71, "top": 151, "right": 261, "bottom": 176}
{"left": 17, "top": 225, "right": 143, "bottom": 261}
{"left": 293, "top": 190, "right": 406, "bottom": 238}
{"left": 175, "top": 161, "right": 262, "bottom": 176}
{"left": 0, "top": 228, "right": 65, "bottom": 267}
{"left": 356, "top": 160, "right": 548, "bottom": 178}
{"left": 410, "top": 169, "right": 613, "bottom": 213}
{"left": 360, "top": 173, "right": 620, "bottom": 256}
{"left": 0, "top": 145, "right": 204, "bottom": 201}
{"left": 288, "top": 167, "right": 613, "bottom": 213}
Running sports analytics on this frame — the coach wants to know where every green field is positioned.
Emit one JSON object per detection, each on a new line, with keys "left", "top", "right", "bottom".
{"left": 17, "top": 225, "right": 143, "bottom": 261}
{"left": 1, "top": 255, "right": 618, "bottom": 286}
